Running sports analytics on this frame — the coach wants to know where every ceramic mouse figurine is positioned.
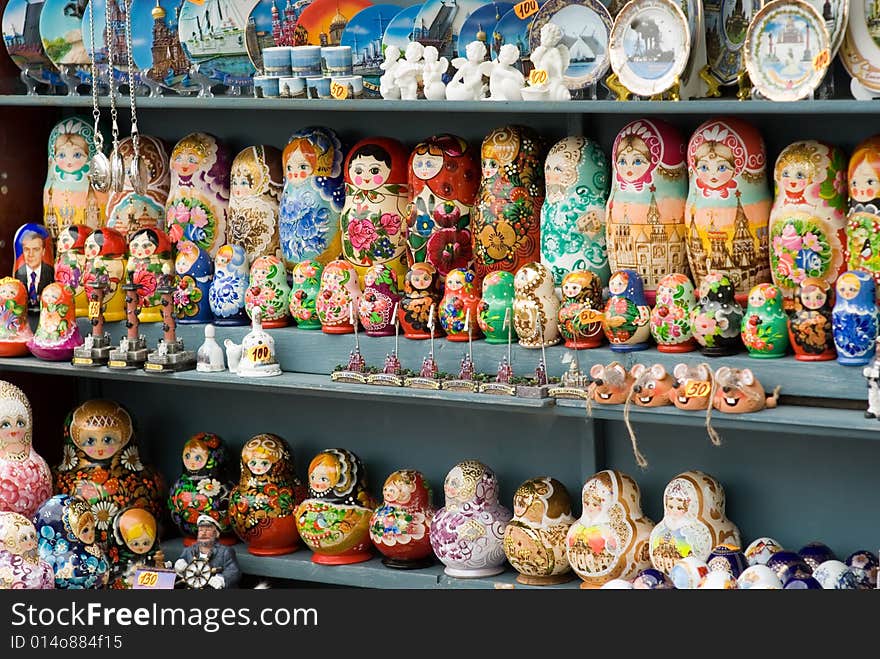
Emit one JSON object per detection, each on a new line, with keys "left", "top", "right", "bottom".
{"left": 788, "top": 277, "right": 836, "bottom": 361}
{"left": 0, "top": 511, "right": 54, "bottom": 589}
{"left": 589, "top": 362, "right": 633, "bottom": 405}
{"left": 832, "top": 270, "right": 878, "bottom": 366}
{"left": 54, "top": 224, "right": 92, "bottom": 318}
{"left": 209, "top": 244, "right": 250, "bottom": 326}
{"left": 369, "top": 469, "right": 435, "bottom": 569}
{"left": 629, "top": 363, "right": 674, "bottom": 407}
{"left": 513, "top": 262, "right": 560, "bottom": 348}
{"left": 558, "top": 270, "right": 604, "bottom": 349}
{"left": 690, "top": 271, "right": 744, "bottom": 357}
{"left": 650, "top": 273, "right": 697, "bottom": 352}
{"left": 669, "top": 363, "right": 714, "bottom": 411}
{"left": 0, "top": 278, "right": 33, "bottom": 356}
{"left": 603, "top": 269, "right": 651, "bottom": 351}
{"left": 712, "top": 367, "right": 780, "bottom": 413}
{"left": 741, "top": 283, "right": 789, "bottom": 358}
{"left": 227, "top": 145, "right": 283, "bottom": 263}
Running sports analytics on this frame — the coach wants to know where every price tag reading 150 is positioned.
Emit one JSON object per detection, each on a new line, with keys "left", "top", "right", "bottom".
{"left": 684, "top": 380, "right": 711, "bottom": 398}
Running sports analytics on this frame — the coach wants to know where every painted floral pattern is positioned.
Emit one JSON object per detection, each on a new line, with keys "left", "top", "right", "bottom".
{"left": 342, "top": 194, "right": 406, "bottom": 266}
{"left": 173, "top": 275, "right": 202, "bottom": 319}
{"left": 770, "top": 217, "right": 833, "bottom": 291}
{"left": 245, "top": 257, "right": 290, "bottom": 323}
{"left": 846, "top": 213, "right": 880, "bottom": 291}
{"left": 650, "top": 274, "right": 695, "bottom": 346}
{"left": 289, "top": 260, "right": 322, "bottom": 328}
{"left": 167, "top": 198, "right": 215, "bottom": 250}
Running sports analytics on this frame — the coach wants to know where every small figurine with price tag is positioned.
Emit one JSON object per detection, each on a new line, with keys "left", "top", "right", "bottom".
{"left": 224, "top": 308, "right": 282, "bottom": 377}
{"left": 175, "top": 515, "right": 241, "bottom": 589}
{"left": 522, "top": 23, "right": 571, "bottom": 101}
{"left": 669, "top": 363, "right": 714, "bottom": 410}
{"left": 108, "top": 507, "right": 168, "bottom": 589}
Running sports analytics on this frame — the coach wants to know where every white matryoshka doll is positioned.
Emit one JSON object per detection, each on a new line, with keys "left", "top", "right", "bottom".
{"left": 209, "top": 243, "right": 250, "bottom": 326}
{"left": 126, "top": 227, "right": 173, "bottom": 324}
{"left": 82, "top": 228, "right": 128, "bottom": 323}
{"left": 228, "top": 145, "right": 284, "bottom": 263}
{"left": 648, "top": 471, "right": 741, "bottom": 575}
{"left": 53, "top": 224, "right": 92, "bottom": 318}
{"left": 106, "top": 135, "right": 171, "bottom": 238}
{"left": 606, "top": 119, "right": 689, "bottom": 305}
{"left": 513, "top": 261, "right": 561, "bottom": 348}
{"left": 0, "top": 511, "right": 54, "bottom": 589}
{"left": 845, "top": 136, "right": 880, "bottom": 297}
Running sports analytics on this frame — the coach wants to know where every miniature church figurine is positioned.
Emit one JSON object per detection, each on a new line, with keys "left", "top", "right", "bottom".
{"left": 524, "top": 23, "right": 571, "bottom": 101}
{"left": 480, "top": 43, "right": 525, "bottom": 101}
{"left": 380, "top": 45, "right": 402, "bottom": 100}
{"left": 420, "top": 353, "right": 438, "bottom": 379}
{"left": 445, "top": 41, "right": 488, "bottom": 101}
{"left": 496, "top": 356, "right": 513, "bottom": 384}
{"left": 421, "top": 45, "right": 448, "bottom": 100}
{"left": 396, "top": 41, "right": 424, "bottom": 101}
{"left": 197, "top": 324, "right": 226, "bottom": 372}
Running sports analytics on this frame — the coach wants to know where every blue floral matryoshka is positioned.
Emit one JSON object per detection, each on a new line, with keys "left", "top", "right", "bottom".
{"left": 174, "top": 240, "right": 214, "bottom": 324}
{"left": 209, "top": 244, "right": 249, "bottom": 326}
{"left": 832, "top": 270, "right": 878, "bottom": 366}
{"left": 32, "top": 494, "right": 110, "bottom": 590}
{"left": 603, "top": 269, "right": 651, "bottom": 352}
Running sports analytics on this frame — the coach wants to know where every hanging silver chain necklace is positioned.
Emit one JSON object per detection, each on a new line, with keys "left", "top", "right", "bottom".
{"left": 123, "top": 0, "right": 147, "bottom": 195}
{"left": 105, "top": 0, "right": 124, "bottom": 193}
{"left": 87, "top": 0, "right": 110, "bottom": 193}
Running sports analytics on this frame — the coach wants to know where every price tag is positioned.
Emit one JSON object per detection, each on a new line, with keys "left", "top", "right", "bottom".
{"left": 144, "top": 362, "right": 164, "bottom": 372}
{"left": 330, "top": 82, "right": 348, "bottom": 100}
{"left": 108, "top": 360, "right": 127, "bottom": 368}
{"left": 132, "top": 567, "right": 176, "bottom": 590}
{"left": 88, "top": 300, "right": 100, "bottom": 318}
{"left": 684, "top": 380, "right": 711, "bottom": 398}
{"left": 529, "top": 69, "right": 548, "bottom": 86}
{"left": 247, "top": 344, "right": 271, "bottom": 363}
{"left": 72, "top": 357, "right": 93, "bottom": 365}
{"left": 514, "top": 0, "right": 539, "bottom": 19}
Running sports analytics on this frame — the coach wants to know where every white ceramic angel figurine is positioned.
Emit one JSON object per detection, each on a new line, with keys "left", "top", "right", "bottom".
{"left": 380, "top": 45, "right": 402, "bottom": 99}
{"left": 396, "top": 41, "right": 425, "bottom": 100}
{"left": 445, "top": 40, "right": 488, "bottom": 101}
{"left": 479, "top": 43, "right": 524, "bottom": 101}
{"left": 525, "top": 22, "right": 571, "bottom": 101}
{"left": 421, "top": 45, "right": 449, "bottom": 100}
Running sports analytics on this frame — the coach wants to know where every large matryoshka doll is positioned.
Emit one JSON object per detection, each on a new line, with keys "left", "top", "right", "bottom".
{"left": 82, "top": 228, "right": 128, "bottom": 323}
{"left": 174, "top": 240, "right": 214, "bottom": 324}
{"left": 108, "top": 507, "right": 164, "bottom": 589}
{"left": 430, "top": 460, "right": 512, "bottom": 578}
{"left": 127, "top": 227, "right": 173, "bottom": 324}
{"left": 603, "top": 269, "right": 651, "bottom": 351}
{"left": 228, "top": 145, "right": 284, "bottom": 263}
{"left": 33, "top": 494, "right": 109, "bottom": 589}
{"left": 288, "top": 260, "right": 323, "bottom": 330}
{"left": 769, "top": 140, "right": 848, "bottom": 306}
{"left": 106, "top": 135, "right": 171, "bottom": 237}
{"left": 832, "top": 270, "right": 878, "bottom": 366}
{"left": 295, "top": 448, "right": 376, "bottom": 565}
{"left": 42, "top": 117, "right": 106, "bottom": 238}
{"left": 846, "top": 136, "right": 880, "bottom": 296}
{"left": 685, "top": 118, "right": 772, "bottom": 304}
{"left": 648, "top": 471, "right": 741, "bottom": 575}
{"left": 245, "top": 255, "right": 290, "bottom": 329}
{"left": 369, "top": 469, "right": 435, "bottom": 569}
{"left": 473, "top": 125, "right": 546, "bottom": 281}
{"left": 13, "top": 223, "right": 55, "bottom": 314}
{"left": 398, "top": 263, "right": 443, "bottom": 339}
{"left": 439, "top": 267, "right": 482, "bottom": 342}
{"left": 341, "top": 137, "right": 410, "bottom": 285}
{"left": 0, "top": 278, "right": 33, "bottom": 356}
{"left": 0, "top": 512, "right": 54, "bottom": 589}
{"left": 565, "top": 469, "right": 654, "bottom": 588}
{"left": 650, "top": 273, "right": 697, "bottom": 352}
{"left": 54, "top": 224, "right": 92, "bottom": 318}
{"left": 606, "top": 119, "right": 688, "bottom": 305}
{"left": 406, "top": 134, "right": 479, "bottom": 279}
{"left": 358, "top": 263, "right": 402, "bottom": 337}
{"left": 166, "top": 132, "right": 230, "bottom": 257}
{"left": 0, "top": 381, "right": 51, "bottom": 517}
{"left": 788, "top": 277, "right": 836, "bottom": 361}
{"left": 316, "top": 259, "right": 362, "bottom": 334}
{"left": 558, "top": 270, "right": 604, "bottom": 349}
{"left": 209, "top": 244, "right": 250, "bottom": 326}
{"left": 513, "top": 261, "right": 560, "bottom": 348}
{"left": 278, "top": 127, "right": 345, "bottom": 269}
{"left": 541, "top": 136, "right": 611, "bottom": 287}
{"left": 53, "top": 399, "right": 165, "bottom": 544}
{"left": 28, "top": 283, "right": 83, "bottom": 361}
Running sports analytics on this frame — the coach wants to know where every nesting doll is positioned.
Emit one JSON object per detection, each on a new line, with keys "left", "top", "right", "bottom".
{"left": 430, "top": 460, "right": 512, "bottom": 578}
{"left": 0, "top": 512, "right": 53, "bottom": 589}
{"left": 106, "top": 135, "right": 171, "bottom": 237}
{"left": 127, "top": 227, "right": 173, "bottom": 324}
{"left": 13, "top": 223, "right": 54, "bottom": 314}
{"left": 513, "top": 261, "right": 560, "bottom": 348}
{"left": 606, "top": 119, "right": 689, "bottom": 303}
{"left": 228, "top": 145, "right": 284, "bottom": 263}
{"left": 209, "top": 244, "right": 250, "bottom": 326}
{"left": 399, "top": 263, "right": 443, "bottom": 339}
{"left": 168, "top": 432, "right": 235, "bottom": 545}
{"left": 289, "top": 260, "right": 323, "bottom": 330}
{"left": 832, "top": 270, "right": 878, "bottom": 366}
{"left": 690, "top": 271, "right": 744, "bottom": 357}
{"left": 53, "top": 399, "right": 165, "bottom": 544}
{"left": 846, "top": 136, "right": 880, "bottom": 295}
{"left": 473, "top": 125, "right": 546, "bottom": 281}
{"left": 558, "top": 270, "right": 604, "bottom": 349}
{"left": 316, "top": 259, "right": 362, "bottom": 334}
{"left": 650, "top": 273, "right": 697, "bottom": 352}
{"left": 28, "top": 283, "right": 83, "bottom": 361}
{"left": 439, "top": 267, "right": 482, "bottom": 342}
{"left": 245, "top": 255, "right": 290, "bottom": 329}
{"left": 648, "top": 471, "right": 741, "bottom": 575}
{"left": 566, "top": 469, "right": 654, "bottom": 588}
{"left": 0, "top": 381, "right": 50, "bottom": 518}
{"left": 357, "top": 263, "right": 402, "bottom": 337}
{"left": 174, "top": 240, "right": 214, "bottom": 324}
{"left": 295, "top": 448, "right": 376, "bottom": 565}
{"left": 42, "top": 117, "right": 106, "bottom": 237}
{"left": 478, "top": 270, "right": 516, "bottom": 344}
{"left": 82, "top": 227, "right": 128, "bottom": 323}
{"left": 503, "top": 477, "right": 576, "bottom": 586}
{"left": 741, "top": 283, "right": 789, "bottom": 358}
{"left": 789, "top": 277, "right": 836, "bottom": 361}
{"left": 229, "top": 434, "right": 306, "bottom": 556}
{"left": 603, "top": 269, "right": 651, "bottom": 351}
{"left": 406, "top": 134, "right": 479, "bottom": 279}
{"left": 54, "top": 224, "right": 92, "bottom": 318}
{"left": 685, "top": 118, "right": 772, "bottom": 302}
{"left": 33, "top": 494, "right": 109, "bottom": 589}
{"left": 369, "top": 469, "right": 435, "bottom": 568}
{"left": 108, "top": 507, "right": 164, "bottom": 589}
{"left": 340, "top": 137, "right": 410, "bottom": 285}
{"left": 769, "top": 140, "right": 848, "bottom": 304}
{"left": 0, "top": 278, "right": 33, "bottom": 357}
{"left": 541, "top": 136, "right": 610, "bottom": 287}
{"left": 166, "top": 132, "right": 230, "bottom": 257}
{"left": 278, "top": 127, "right": 345, "bottom": 268}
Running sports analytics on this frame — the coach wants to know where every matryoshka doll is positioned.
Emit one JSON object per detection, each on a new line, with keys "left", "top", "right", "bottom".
{"left": 27, "top": 283, "right": 83, "bottom": 361}
{"left": 0, "top": 381, "right": 51, "bottom": 517}
{"left": 82, "top": 228, "right": 128, "bottom": 323}
{"left": 54, "top": 224, "right": 92, "bottom": 318}
{"left": 503, "top": 477, "right": 576, "bottom": 586}
{"left": 565, "top": 469, "right": 654, "bottom": 588}
{"left": 278, "top": 127, "right": 345, "bottom": 268}
{"left": 358, "top": 263, "right": 402, "bottom": 337}
{"left": 209, "top": 244, "right": 250, "bottom": 326}
{"left": 174, "top": 240, "right": 214, "bottom": 324}
{"left": 690, "top": 271, "right": 744, "bottom": 357}
{"left": 558, "top": 270, "right": 604, "bottom": 349}
{"left": 788, "top": 277, "right": 836, "bottom": 361}
{"left": 288, "top": 260, "right": 323, "bottom": 329}
{"left": 398, "top": 262, "right": 443, "bottom": 339}
{"left": 846, "top": 136, "right": 880, "bottom": 295}
{"left": 832, "top": 270, "right": 878, "bottom": 366}
{"left": 295, "top": 448, "right": 376, "bottom": 565}
{"left": 127, "top": 227, "right": 173, "bottom": 324}
{"left": 473, "top": 125, "right": 546, "bottom": 281}
{"left": 741, "top": 283, "right": 789, "bottom": 358}
{"left": 106, "top": 135, "right": 171, "bottom": 237}
{"left": 0, "top": 512, "right": 54, "bottom": 589}
{"left": 369, "top": 469, "right": 435, "bottom": 569}
{"left": 245, "top": 255, "right": 290, "bottom": 328}
{"left": 439, "top": 267, "right": 482, "bottom": 342}
{"left": 541, "top": 136, "right": 610, "bottom": 287}
{"left": 513, "top": 261, "right": 560, "bottom": 348}
{"left": 650, "top": 273, "right": 697, "bottom": 352}
{"left": 0, "top": 278, "right": 33, "bottom": 356}
{"left": 685, "top": 118, "right": 772, "bottom": 303}
{"left": 13, "top": 223, "right": 55, "bottom": 314}
{"left": 603, "top": 269, "right": 651, "bottom": 351}
{"left": 228, "top": 434, "right": 306, "bottom": 556}
{"left": 165, "top": 132, "right": 230, "bottom": 257}
{"left": 478, "top": 270, "right": 516, "bottom": 344}
{"left": 108, "top": 507, "right": 164, "bottom": 589}
{"left": 430, "top": 460, "right": 512, "bottom": 578}
{"left": 606, "top": 119, "right": 689, "bottom": 304}
{"left": 648, "top": 471, "right": 741, "bottom": 575}
{"left": 406, "top": 134, "right": 479, "bottom": 279}
{"left": 227, "top": 145, "right": 283, "bottom": 263}
{"left": 316, "top": 259, "right": 362, "bottom": 334}
{"left": 340, "top": 137, "right": 410, "bottom": 285}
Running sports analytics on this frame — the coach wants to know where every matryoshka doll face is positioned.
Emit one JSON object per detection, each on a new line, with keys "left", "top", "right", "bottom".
{"left": 129, "top": 231, "right": 158, "bottom": 260}
{"left": 250, "top": 257, "right": 271, "bottom": 285}
{"left": 408, "top": 264, "right": 435, "bottom": 293}
{"left": 615, "top": 137, "right": 652, "bottom": 184}
{"left": 800, "top": 282, "right": 827, "bottom": 310}
{"left": 837, "top": 273, "right": 861, "bottom": 301}
{"left": 183, "top": 443, "right": 209, "bottom": 472}
{"left": 215, "top": 247, "right": 231, "bottom": 270}
{"left": 70, "top": 399, "right": 132, "bottom": 462}
{"left": 748, "top": 287, "right": 766, "bottom": 308}
{"left": 778, "top": 158, "right": 812, "bottom": 196}
{"left": 16, "top": 521, "right": 38, "bottom": 554}
{"left": 695, "top": 146, "right": 735, "bottom": 190}
{"left": 244, "top": 444, "right": 277, "bottom": 476}
{"left": 581, "top": 478, "right": 610, "bottom": 521}
{"left": 0, "top": 280, "right": 21, "bottom": 305}
{"left": 562, "top": 279, "right": 582, "bottom": 300}
{"left": 175, "top": 241, "right": 199, "bottom": 274}
{"left": 41, "top": 283, "right": 62, "bottom": 306}
{"left": 609, "top": 271, "right": 629, "bottom": 296}
{"left": 349, "top": 148, "right": 391, "bottom": 191}
{"left": 230, "top": 162, "right": 255, "bottom": 199}
{"left": 412, "top": 151, "right": 444, "bottom": 181}
{"left": 0, "top": 395, "right": 29, "bottom": 460}
{"left": 445, "top": 269, "right": 465, "bottom": 292}
{"left": 285, "top": 143, "right": 316, "bottom": 185}
{"left": 84, "top": 235, "right": 101, "bottom": 259}
{"left": 482, "top": 155, "right": 500, "bottom": 180}
{"left": 118, "top": 509, "right": 157, "bottom": 555}
{"left": 77, "top": 511, "right": 96, "bottom": 545}
{"left": 57, "top": 228, "right": 78, "bottom": 254}
{"left": 172, "top": 145, "right": 204, "bottom": 178}
{"left": 849, "top": 139, "right": 880, "bottom": 203}
{"left": 382, "top": 471, "right": 418, "bottom": 506}
{"left": 308, "top": 452, "right": 340, "bottom": 494}
{"left": 54, "top": 134, "right": 89, "bottom": 174}
{"left": 443, "top": 462, "right": 480, "bottom": 504}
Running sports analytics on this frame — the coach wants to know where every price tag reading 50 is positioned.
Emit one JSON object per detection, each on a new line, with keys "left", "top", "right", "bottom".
{"left": 684, "top": 380, "right": 711, "bottom": 398}
{"left": 529, "top": 69, "right": 548, "bottom": 86}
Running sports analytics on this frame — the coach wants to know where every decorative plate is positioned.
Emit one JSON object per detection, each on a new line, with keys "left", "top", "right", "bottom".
{"left": 244, "top": 0, "right": 313, "bottom": 72}
{"left": 458, "top": 1, "right": 512, "bottom": 57}
{"left": 82, "top": 0, "right": 131, "bottom": 88}
{"left": 412, "top": 0, "right": 486, "bottom": 62}
{"left": 293, "top": 0, "right": 371, "bottom": 46}
{"left": 341, "top": 4, "right": 400, "bottom": 97}
{"left": 680, "top": 0, "right": 703, "bottom": 81}
{"left": 2, "top": 0, "right": 64, "bottom": 86}
{"left": 703, "top": 0, "right": 763, "bottom": 86}
{"left": 529, "top": 0, "right": 613, "bottom": 89}
{"left": 744, "top": 0, "right": 830, "bottom": 101}
{"left": 39, "top": 0, "right": 90, "bottom": 81}
{"left": 608, "top": 0, "right": 690, "bottom": 97}
{"left": 129, "top": 0, "right": 199, "bottom": 94}
{"left": 805, "top": 0, "right": 847, "bottom": 56}
{"left": 491, "top": 2, "right": 547, "bottom": 73}
{"left": 840, "top": 0, "right": 880, "bottom": 91}
{"left": 382, "top": 3, "right": 421, "bottom": 52}
{"left": 178, "top": 0, "right": 258, "bottom": 87}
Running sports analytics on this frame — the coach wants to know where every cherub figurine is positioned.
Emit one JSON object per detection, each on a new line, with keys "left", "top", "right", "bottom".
{"left": 446, "top": 40, "right": 488, "bottom": 101}
{"left": 380, "top": 45, "right": 402, "bottom": 100}
{"left": 526, "top": 23, "right": 571, "bottom": 101}
{"left": 396, "top": 41, "right": 425, "bottom": 100}
{"left": 422, "top": 45, "right": 449, "bottom": 100}
{"left": 480, "top": 43, "right": 524, "bottom": 101}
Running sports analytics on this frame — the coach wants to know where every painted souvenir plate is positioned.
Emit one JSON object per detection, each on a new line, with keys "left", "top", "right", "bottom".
{"left": 341, "top": 4, "right": 400, "bottom": 97}
{"left": 744, "top": 0, "right": 829, "bottom": 102}
{"left": 39, "top": 0, "right": 89, "bottom": 80}
{"left": 382, "top": 3, "right": 421, "bottom": 52}
{"left": 412, "top": 0, "right": 485, "bottom": 62}
{"left": 703, "top": 0, "right": 762, "bottom": 86}
{"left": 244, "top": 0, "right": 313, "bottom": 72}
{"left": 491, "top": 2, "right": 547, "bottom": 73}
{"left": 608, "top": 0, "right": 690, "bottom": 96}
{"left": 2, "top": 0, "right": 63, "bottom": 86}
{"left": 130, "top": 0, "right": 199, "bottom": 94}
{"left": 529, "top": 0, "right": 613, "bottom": 89}
{"left": 293, "top": 0, "right": 371, "bottom": 46}
{"left": 458, "top": 1, "right": 512, "bottom": 57}
{"left": 178, "top": 0, "right": 258, "bottom": 87}
{"left": 680, "top": 0, "right": 703, "bottom": 81}
{"left": 82, "top": 0, "right": 130, "bottom": 87}
{"left": 805, "top": 0, "right": 846, "bottom": 56}
{"left": 840, "top": 0, "right": 880, "bottom": 91}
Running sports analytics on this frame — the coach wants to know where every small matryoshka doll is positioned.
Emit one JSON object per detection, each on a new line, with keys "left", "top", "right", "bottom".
{"left": 603, "top": 269, "right": 651, "bottom": 351}
{"left": 106, "top": 135, "right": 171, "bottom": 237}
{"left": 541, "top": 136, "right": 611, "bottom": 288}
{"left": 289, "top": 259, "right": 324, "bottom": 329}
{"left": 558, "top": 270, "right": 604, "bottom": 349}
{"left": 227, "top": 145, "right": 284, "bottom": 263}
{"left": 127, "top": 227, "right": 173, "bottom": 323}
{"left": 690, "top": 271, "right": 744, "bottom": 357}
{"left": 478, "top": 270, "right": 516, "bottom": 344}
{"left": 846, "top": 136, "right": 880, "bottom": 296}
{"left": 741, "top": 283, "right": 789, "bottom": 358}
{"left": 358, "top": 263, "right": 402, "bottom": 337}
{"left": 340, "top": 137, "right": 410, "bottom": 285}
{"left": 565, "top": 469, "right": 654, "bottom": 588}
{"left": 406, "top": 134, "right": 479, "bottom": 278}
{"left": 245, "top": 255, "right": 291, "bottom": 329}
{"left": 473, "top": 125, "right": 546, "bottom": 281}
{"left": 606, "top": 119, "right": 689, "bottom": 304}
{"left": 278, "top": 127, "right": 345, "bottom": 268}
{"left": 228, "top": 434, "right": 306, "bottom": 556}
{"left": 166, "top": 132, "right": 230, "bottom": 257}
{"left": 0, "top": 381, "right": 51, "bottom": 518}
{"left": 33, "top": 494, "right": 109, "bottom": 589}
{"left": 788, "top": 277, "right": 836, "bottom": 361}
{"left": 0, "top": 512, "right": 54, "bottom": 589}
{"left": 439, "top": 267, "right": 482, "bottom": 342}
{"left": 295, "top": 448, "right": 376, "bottom": 565}
{"left": 174, "top": 240, "right": 214, "bottom": 324}
{"left": 54, "top": 224, "right": 92, "bottom": 318}
{"left": 503, "top": 477, "right": 576, "bottom": 586}
{"left": 316, "top": 259, "right": 362, "bottom": 334}
{"left": 82, "top": 227, "right": 128, "bottom": 323}
{"left": 430, "top": 460, "right": 512, "bottom": 578}
{"left": 832, "top": 270, "right": 878, "bottom": 366}
{"left": 369, "top": 469, "right": 435, "bottom": 569}
{"left": 108, "top": 507, "right": 164, "bottom": 589}
{"left": 209, "top": 244, "right": 250, "bottom": 326}
{"left": 648, "top": 471, "right": 741, "bottom": 575}
{"left": 513, "top": 261, "right": 560, "bottom": 348}
{"left": 13, "top": 223, "right": 55, "bottom": 314}
{"left": 650, "top": 273, "right": 697, "bottom": 352}
{"left": 0, "top": 278, "right": 33, "bottom": 357}
{"left": 399, "top": 262, "right": 443, "bottom": 339}
{"left": 28, "top": 283, "right": 83, "bottom": 361}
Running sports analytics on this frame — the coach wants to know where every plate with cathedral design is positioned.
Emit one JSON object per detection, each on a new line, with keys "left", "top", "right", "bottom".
{"left": 293, "top": 0, "right": 371, "bottom": 46}
{"left": 412, "top": 0, "right": 486, "bottom": 62}
{"left": 840, "top": 0, "right": 880, "bottom": 91}
{"left": 2, "top": 0, "right": 64, "bottom": 87}
{"left": 178, "top": 0, "right": 259, "bottom": 87}
{"left": 244, "top": 0, "right": 313, "bottom": 72}
{"left": 129, "top": 0, "right": 199, "bottom": 93}
{"left": 703, "top": 0, "right": 763, "bottom": 86}
{"left": 458, "top": 2, "right": 512, "bottom": 58}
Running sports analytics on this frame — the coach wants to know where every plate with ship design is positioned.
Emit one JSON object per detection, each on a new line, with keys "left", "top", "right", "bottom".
{"left": 39, "top": 0, "right": 91, "bottom": 83}
{"left": 293, "top": 0, "right": 371, "bottom": 46}
{"left": 244, "top": 0, "right": 313, "bottom": 72}
{"left": 2, "top": 0, "right": 64, "bottom": 87}
{"left": 340, "top": 4, "right": 400, "bottom": 97}
{"left": 382, "top": 3, "right": 422, "bottom": 52}
{"left": 412, "top": 0, "right": 486, "bottom": 63}
{"left": 458, "top": 1, "right": 512, "bottom": 57}
{"left": 703, "top": 0, "right": 763, "bottom": 86}
{"left": 840, "top": 0, "right": 880, "bottom": 91}
{"left": 129, "top": 0, "right": 200, "bottom": 94}
{"left": 178, "top": 0, "right": 258, "bottom": 87}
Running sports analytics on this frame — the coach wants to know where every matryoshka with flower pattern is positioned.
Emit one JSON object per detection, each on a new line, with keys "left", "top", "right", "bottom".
{"left": 846, "top": 136, "right": 880, "bottom": 296}
{"left": 53, "top": 224, "right": 92, "bottom": 318}
{"left": 245, "top": 255, "right": 290, "bottom": 328}
{"left": 369, "top": 469, "right": 435, "bottom": 568}
{"left": 0, "top": 511, "right": 54, "bottom": 589}
{"left": 126, "top": 227, "right": 172, "bottom": 324}
{"left": 439, "top": 267, "right": 482, "bottom": 342}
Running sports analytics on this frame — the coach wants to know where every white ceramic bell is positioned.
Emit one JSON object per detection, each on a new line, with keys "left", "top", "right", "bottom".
{"left": 196, "top": 324, "right": 225, "bottom": 373}
{"left": 224, "top": 308, "right": 281, "bottom": 377}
